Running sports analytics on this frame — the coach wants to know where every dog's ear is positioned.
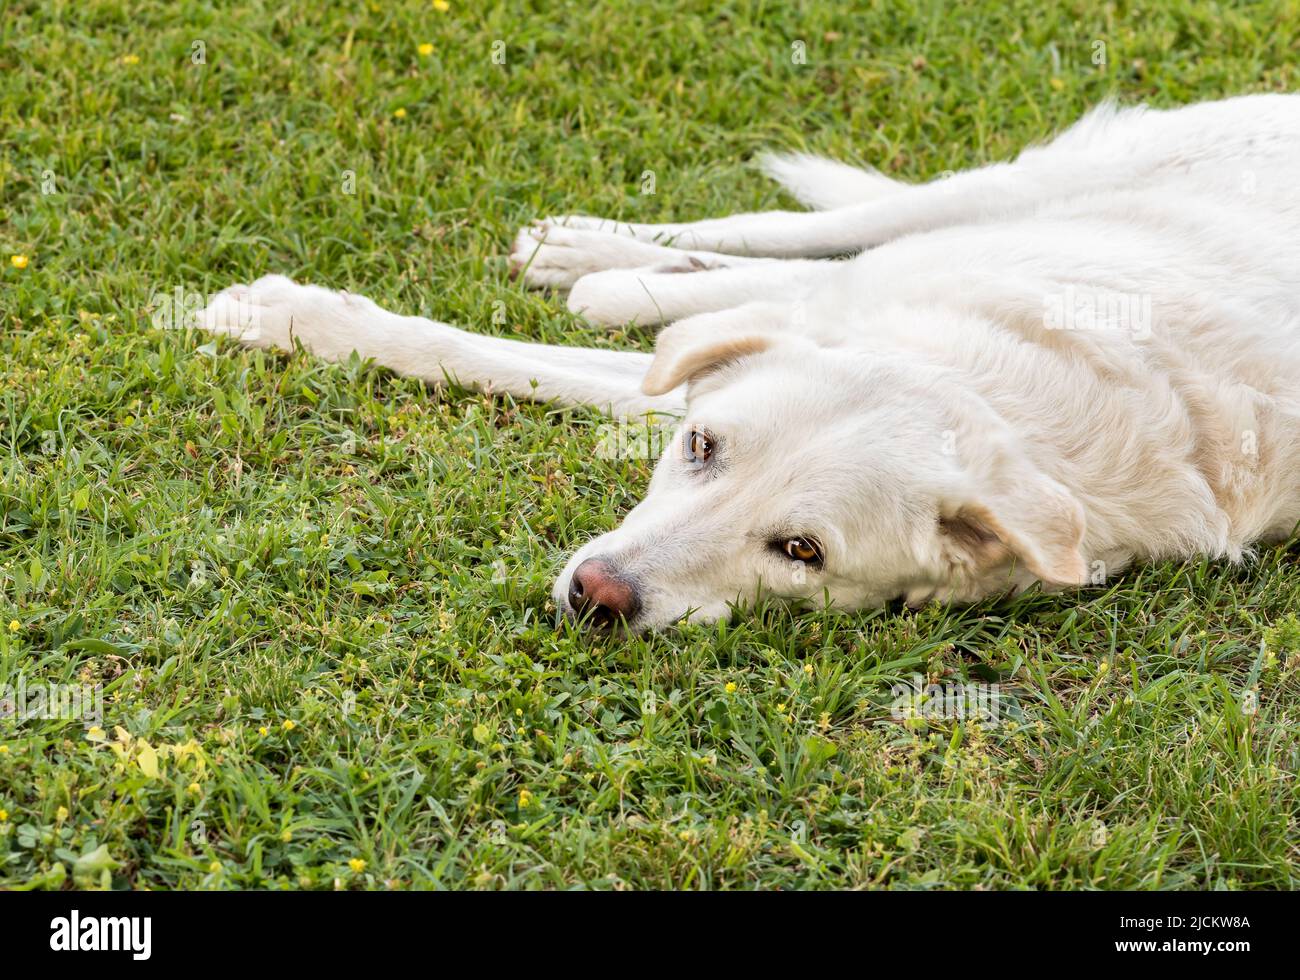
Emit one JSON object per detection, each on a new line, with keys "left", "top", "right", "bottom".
{"left": 641, "top": 321, "right": 777, "bottom": 396}
{"left": 940, "top": 456, "right": 1089, "bottom": 586}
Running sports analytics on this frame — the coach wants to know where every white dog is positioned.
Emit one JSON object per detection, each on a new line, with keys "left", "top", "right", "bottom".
{"left": 198, "top": 93, "right": 1300, "bottom": 630}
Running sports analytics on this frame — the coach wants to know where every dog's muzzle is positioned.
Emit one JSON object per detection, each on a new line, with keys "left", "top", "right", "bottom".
{"left": 566, "top": 557, "right": 641, "bottom": 628}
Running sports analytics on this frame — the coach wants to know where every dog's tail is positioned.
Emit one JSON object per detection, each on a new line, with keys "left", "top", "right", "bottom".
{"left": 758, "top": 152, "right": 905, "bottom": 210}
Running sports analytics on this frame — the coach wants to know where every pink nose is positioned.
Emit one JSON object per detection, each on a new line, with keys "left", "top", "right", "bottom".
{"left": 567, "top": 558, "right": 640, "bottom": 627}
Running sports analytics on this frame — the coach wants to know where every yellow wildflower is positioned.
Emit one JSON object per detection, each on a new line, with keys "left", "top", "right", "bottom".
{"left": 348, "top": 858, "right": 367, "bottom": 873}
{"left": 418, "top": 43, "right": 434, "bottom": 56}
{"left": 9, "top": 255, "right": 28, "bottom": 270}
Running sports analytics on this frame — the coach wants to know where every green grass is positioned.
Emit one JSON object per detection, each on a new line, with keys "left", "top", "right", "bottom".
{"left": 2, "top": 0, "right": 1299, "bottom": 890}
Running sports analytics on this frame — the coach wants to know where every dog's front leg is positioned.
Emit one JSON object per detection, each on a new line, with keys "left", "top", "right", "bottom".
{"left": 193, "top": 275, "right": 683, "bottom": 416}
{"left": 565, "top": 258, "right": 835, "bottom": 326}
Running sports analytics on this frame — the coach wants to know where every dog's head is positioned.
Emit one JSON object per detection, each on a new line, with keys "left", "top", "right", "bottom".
{"left": 553, "top": 309, "right": 1089, "bottom": 630}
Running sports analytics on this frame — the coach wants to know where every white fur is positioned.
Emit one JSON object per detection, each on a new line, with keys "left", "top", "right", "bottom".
{"left": 198, "top": 93, "right": 1300, "bottom": 629}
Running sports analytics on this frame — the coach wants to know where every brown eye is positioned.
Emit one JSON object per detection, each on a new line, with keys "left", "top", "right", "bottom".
{"left": 782, "top": 537, "right": 823, "bottom": 564}
{"left": 685, "top": 428, "right": 713, "bottom": 463}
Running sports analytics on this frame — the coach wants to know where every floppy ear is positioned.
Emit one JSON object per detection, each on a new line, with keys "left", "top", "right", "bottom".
{"left": 940, "top": 460, "right": 1089, "bottom": 586}
{"left": 641, "top": 320, "right": 777, "bottom": 396}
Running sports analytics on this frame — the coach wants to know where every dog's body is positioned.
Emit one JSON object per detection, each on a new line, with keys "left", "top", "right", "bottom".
{"left": 200, "top": 93, "right": 1300, "bottom": 629}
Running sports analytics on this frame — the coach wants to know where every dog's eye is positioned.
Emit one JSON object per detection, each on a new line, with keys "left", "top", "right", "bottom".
{"left": 684, "top": 427, "right": 714, "bottom": 464}
{"left": 780, "top": 537, "right": 823, "bottom": 564}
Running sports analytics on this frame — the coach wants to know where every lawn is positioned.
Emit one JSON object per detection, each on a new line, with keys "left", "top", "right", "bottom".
{"left": 2, "top": 0, "right": 1299, "bottom": 890}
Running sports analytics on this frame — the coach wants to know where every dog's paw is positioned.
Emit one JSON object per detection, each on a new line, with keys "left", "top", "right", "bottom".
{"left": 193, "top": 275, "right": 365, "bottom": 352}
{"left": 509, "top": 221, "right": 684, "bottom": 289}
{"left": 192, "top": 277, "right": 276, "bottom": 348}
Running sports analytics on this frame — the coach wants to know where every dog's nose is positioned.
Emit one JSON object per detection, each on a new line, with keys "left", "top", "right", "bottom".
{"left": 567, "top": 557, "right": 640, "bottom": 627}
